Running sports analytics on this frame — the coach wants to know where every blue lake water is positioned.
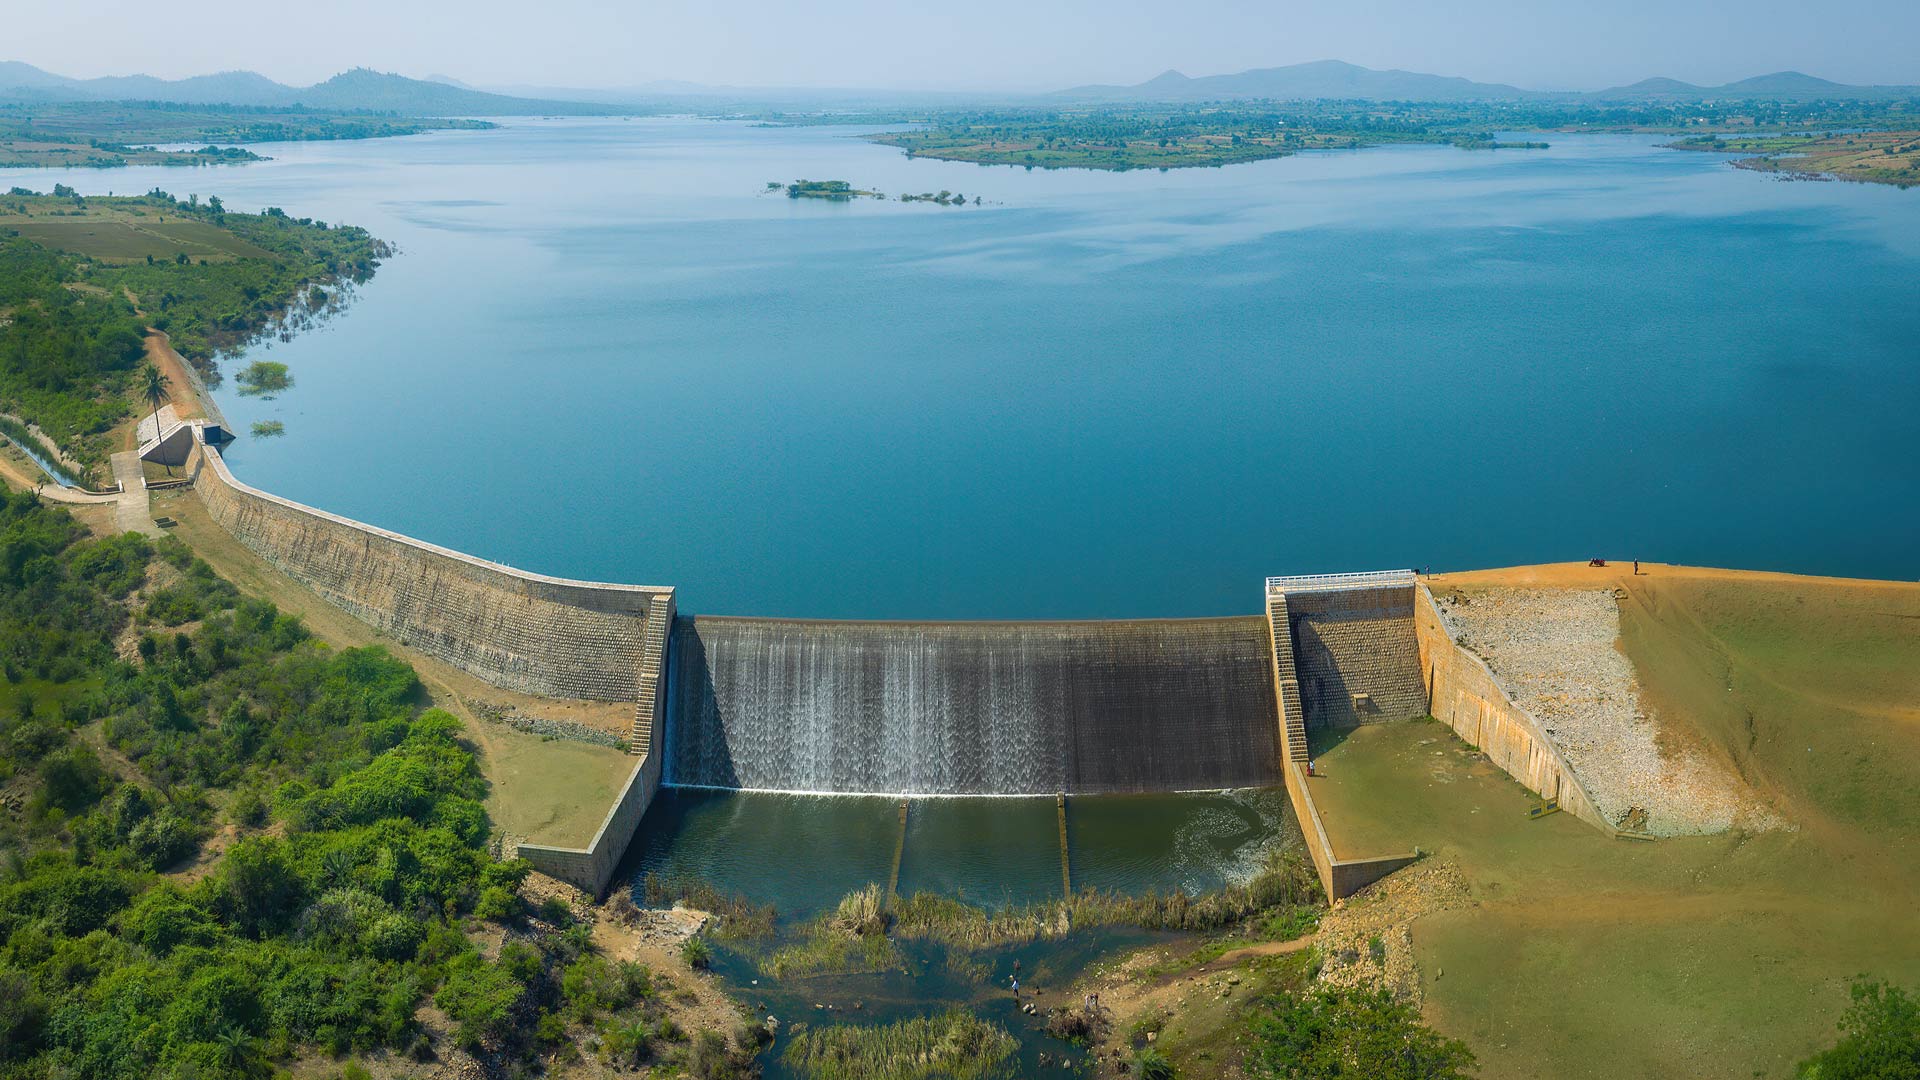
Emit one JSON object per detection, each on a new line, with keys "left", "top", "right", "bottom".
{"left": 24, "top": 119, "right": 1920, "bottom": 617}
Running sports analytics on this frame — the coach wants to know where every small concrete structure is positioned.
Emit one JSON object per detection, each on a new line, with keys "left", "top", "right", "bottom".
{"left": 1265, "top": 571, "right": 1423, "bottom": 900}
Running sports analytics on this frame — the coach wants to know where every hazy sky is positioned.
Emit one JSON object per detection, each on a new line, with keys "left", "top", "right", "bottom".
{"left": 17, "top": 0, "right": 1920, "bottom": 91}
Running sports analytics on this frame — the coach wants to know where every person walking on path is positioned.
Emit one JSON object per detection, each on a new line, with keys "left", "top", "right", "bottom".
{"left": 1633, "top": 559, "right": 1641, "bottom": 576}
{"left": 1010, "top": 975, "right": 1020, "bottom": 999}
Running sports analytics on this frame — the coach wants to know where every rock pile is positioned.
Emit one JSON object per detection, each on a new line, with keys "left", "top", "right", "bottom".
{"left": 1436, "top": 587, "right": 1780, "bottom": 836}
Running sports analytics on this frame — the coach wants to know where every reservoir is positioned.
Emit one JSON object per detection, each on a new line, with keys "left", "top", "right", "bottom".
{"left": 19, "top": 118, "right": 1916, "bottom": 618}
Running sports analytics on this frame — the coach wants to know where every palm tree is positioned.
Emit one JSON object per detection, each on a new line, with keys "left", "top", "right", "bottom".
{"left": 139, "top": 362, "right": 172, "bottom": 475}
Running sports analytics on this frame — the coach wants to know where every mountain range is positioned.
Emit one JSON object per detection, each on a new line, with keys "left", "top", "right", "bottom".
{"left": 1, "top": 59, "right": 1913, "bottom": 114}
{"left": 0, "top": 62, "right": 620, "bottom": 114}
{"left": 1056, "top": 60, "right": 1919, "bottom": 103}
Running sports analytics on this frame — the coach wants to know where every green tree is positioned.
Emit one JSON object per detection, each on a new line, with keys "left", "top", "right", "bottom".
{"left": 1799, "top": 980, "right": 1920, "bottom": 1079}
{"left": 138, "top": 360, "right": 171, "bottom": 475}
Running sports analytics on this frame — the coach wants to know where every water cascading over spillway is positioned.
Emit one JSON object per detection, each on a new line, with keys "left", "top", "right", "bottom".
{"left": 665, "top": 616, "right": 1282, "bottom": 795}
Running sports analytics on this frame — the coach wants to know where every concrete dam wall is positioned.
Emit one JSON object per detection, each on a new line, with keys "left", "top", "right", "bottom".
{"left": 191, "top": 431, "right": 673, "bottom": 703}
{"left": 666, "top": 615, "right": 1282, "bottom": 795}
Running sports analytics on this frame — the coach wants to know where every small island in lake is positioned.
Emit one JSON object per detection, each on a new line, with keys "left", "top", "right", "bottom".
{"left": 773, "top": 179, "right": 882, "bottom": 200}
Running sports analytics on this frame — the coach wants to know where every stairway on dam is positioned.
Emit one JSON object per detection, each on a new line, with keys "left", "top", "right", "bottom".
{"left": 1265, "top": 571, "right": 1426, "bottom": 899}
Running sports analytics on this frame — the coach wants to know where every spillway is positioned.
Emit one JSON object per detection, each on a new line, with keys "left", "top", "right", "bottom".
{"left": 665, "top": 616, "right": 1281, "bottom": 795}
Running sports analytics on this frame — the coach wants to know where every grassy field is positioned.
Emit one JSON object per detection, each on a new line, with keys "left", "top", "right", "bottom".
{"left": 1670, "top": 130, "right": 1920, "bottom": 186}
{"left": 0, "top": 208, "right": 279, "bottom": 263}
{"left": 1310, "top": 566, "right": 1920, "bottom": 1079}
{"left": 483, "top": 732, "right": 636, "bottom": 847}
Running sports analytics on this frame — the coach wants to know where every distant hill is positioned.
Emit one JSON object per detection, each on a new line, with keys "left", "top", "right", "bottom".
{"left": 1592, "top": 70, "right": 1916, "bottom": 102}
{"left": 0, "top": 62, "right": 622, "bottom": 115}
{"left": 1058, "top": 60, "right": 1918, "bottom": 104}
{"left": 1057, "top": 60, "right": 1544, "bottom": 102}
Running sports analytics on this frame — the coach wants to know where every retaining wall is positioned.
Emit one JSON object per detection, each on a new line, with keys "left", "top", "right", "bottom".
{"left": 1286, "top": 585, "right": 1429, "bottom": 729}
{"left": 1266, "top": 585, "right": 1420, "bottom": 900}
{"left": 1413, "top": 583, "right": 1614, "bottom": 834}
{"left": 191, "top": 429, "right": 672, "bottom": 702}
{"left": 516, "top": 749, "right": 662, "bottom": 898}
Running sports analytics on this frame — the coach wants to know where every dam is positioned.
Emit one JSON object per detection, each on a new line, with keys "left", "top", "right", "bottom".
{"left": 173, "top": 423, "right": 1613, "bottom": 899}
{"left": 667, "top": 615, "right": 1281, "bottom": 795}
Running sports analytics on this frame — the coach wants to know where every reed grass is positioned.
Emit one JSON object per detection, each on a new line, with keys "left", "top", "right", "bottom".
{"left": 780, "top": 1009, "right": 1017, "bottom": 1080}
{"left": 642, "top": 873, "right": 777, "bottom": 940}
{"left": 765, "top": 925, "right": 904, "bottom": 979}
{"left": 887, "top": 844, "right": 1322, "bottom": 950}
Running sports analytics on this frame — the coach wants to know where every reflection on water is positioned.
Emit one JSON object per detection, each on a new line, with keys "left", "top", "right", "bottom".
{"left": 13, "top": 121, "right": 1914, "bottom": 617}
{"left": 1070, "top": 787, "right": 1292, "bottom": 896}
{"left": 626, "top": 785, "right": 1300, "bottom": 919}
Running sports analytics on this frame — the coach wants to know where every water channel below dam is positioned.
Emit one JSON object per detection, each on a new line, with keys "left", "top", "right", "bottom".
{"left": 626, "top": 787, "right": 1300, "bottom": 917}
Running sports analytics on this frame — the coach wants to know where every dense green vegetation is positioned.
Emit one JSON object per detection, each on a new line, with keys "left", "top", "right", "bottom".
{"left": 0, "top": 190, "right": 386, "bottom": 478}
{"left": 865, "top": 98, "right": 1920, "bottom": 170}
{"left": 0, "top": 491, "right": 731, "bottom": 1078}
{"left": 1244, "top": 984, "right": 1476, "bottom": 1079}
{"left": 1797, "top": 980, "right": 1920, "bottom": 1080}
{"left": 780, "top": 179, "right": 876, "bottom": 200}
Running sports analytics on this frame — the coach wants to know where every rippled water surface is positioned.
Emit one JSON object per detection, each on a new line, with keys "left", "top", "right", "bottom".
{"left": 20, "top": 120, "right": 1918, "bottom": 615}
{"left": 629, "top": 788, "right": 1296, "bottom": 916}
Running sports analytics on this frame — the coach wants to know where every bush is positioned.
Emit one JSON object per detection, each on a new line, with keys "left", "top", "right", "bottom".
{"left": 1244, "top": 985, "right": 1475, "bottom": 1080}
{"left": 538, "top": 895, "right": 573, "bottom": 925}
{"left": 436, "top": 952, "right": 527, "bottom": 1048}
{"left": 474, "top": 884, "right": 520, "bottom": 921}
{"left": 681, "top": 935, "right": 713, "bottom": 970}
{"left": 1797, "top": 979, "right": 1920, "bottom": 1079}
{"left": 1135, "top": 1047, "right": 1177, "bottom": 1080}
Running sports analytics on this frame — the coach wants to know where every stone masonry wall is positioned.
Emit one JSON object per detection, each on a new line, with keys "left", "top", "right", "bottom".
{"left": 1413, "top": 584, "right": 1613, "bottom": 835}
{"left": 191, "top": 430, "right": 672, "bottom": 702}
{"left": 1287, "top": 586, "right": 1428, "bottom": 729}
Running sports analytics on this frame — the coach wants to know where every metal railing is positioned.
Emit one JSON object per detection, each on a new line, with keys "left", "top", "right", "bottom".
{"left": 1265, "top": 569, "right": 1416, "bottom": 594}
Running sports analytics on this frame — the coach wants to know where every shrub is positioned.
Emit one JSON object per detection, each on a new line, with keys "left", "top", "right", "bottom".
{"left": 1244, "top": 985, "right": 1475, "bottom": 1080}
{"left": 474, "top": 884, "right": 520, "bottom": 921}
{"left": 1135, "top": 1047, "right": 1177, "bottom": 1080}
{"left": 1797, "top": 979, "right": 1920, "bottom": 1079}
{"left": 681, "top": 935, "right": 713, "bottom": 970}
{"left": 602, "top": 1017, "right": 654, "bottom": 1068}
{"left": 436, "top": 952, "right": 527, "bottom": 1048}
{"left": 538, "top": 895, "right": 573, "bottom": 925}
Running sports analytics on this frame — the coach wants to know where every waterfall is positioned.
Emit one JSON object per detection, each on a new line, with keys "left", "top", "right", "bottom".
{"left": 665, "top": 616, "right": 1281, "bottom": 795}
